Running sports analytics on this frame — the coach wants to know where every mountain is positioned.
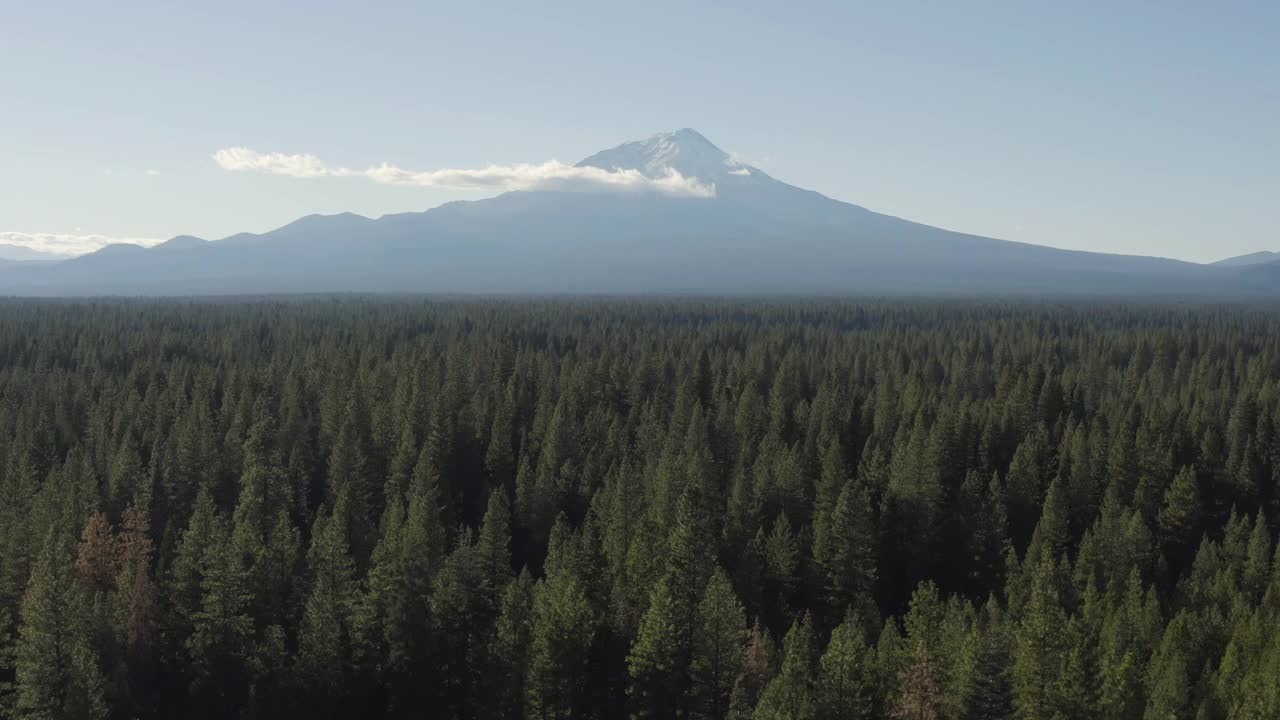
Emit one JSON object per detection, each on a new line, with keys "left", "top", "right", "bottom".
{"left": 0, "top": 243, "right": 68, "bottom": 263}
{"left": 577, "top": 128, "right": 761, "bottom": 185}
{"left": 1, "top": 129, "right": 1274, "bottom": 296}
{"left": 1212, "top": 250, "right": 1280, "bottom": 268}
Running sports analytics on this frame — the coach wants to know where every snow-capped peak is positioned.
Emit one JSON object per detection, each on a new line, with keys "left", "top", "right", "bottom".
{"left": 575, "top": 129, "right": 765, "bottom": 186}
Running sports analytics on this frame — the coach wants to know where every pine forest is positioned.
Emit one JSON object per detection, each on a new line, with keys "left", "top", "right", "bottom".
{"left": 0, "top": 298, "right": 1278, "bottom": 720}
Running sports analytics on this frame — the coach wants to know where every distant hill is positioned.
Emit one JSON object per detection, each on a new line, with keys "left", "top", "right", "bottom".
{"left": 1212, "top": 250, "right": 1280, "bottom": 268}
{"left": 1, "top": 129, "right": 1273, "bottom": 297}
{"left": 155, "top": 235, "right": 209, "bottom": 250}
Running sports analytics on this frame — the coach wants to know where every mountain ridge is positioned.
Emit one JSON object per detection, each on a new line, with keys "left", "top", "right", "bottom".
{"left": 1, "top": 129, "right": 1271, "bottom": 297}
{"left": 0, "top": 243, "right": 70, "bottom": 263}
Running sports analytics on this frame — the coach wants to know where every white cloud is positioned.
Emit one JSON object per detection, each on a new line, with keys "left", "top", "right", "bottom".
{"left": 146, "top": 169, "right": 162, "bottom": 176}
{"left": 729, "top": 167, "right": 752, "bottom": 176}
{"left": 213, "top": 147, "right": 716, "bottom": 197}
{"left": 213, "top": 147, "right": 341, "bottom": 179}
{"left": 0, "top": 231, "right": 164, "bottom": 256}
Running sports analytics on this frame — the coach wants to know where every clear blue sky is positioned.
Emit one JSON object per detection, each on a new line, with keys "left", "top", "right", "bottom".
{"left": 3, "top": 0, "right": 1276, "bottom": 261}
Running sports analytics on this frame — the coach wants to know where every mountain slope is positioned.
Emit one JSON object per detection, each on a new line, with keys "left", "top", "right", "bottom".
{"left": 0, "top": 130, "right": 1270, "bottom": 296}
{"left": 1212, "top": 250, "right": 1280, "bottom": 268}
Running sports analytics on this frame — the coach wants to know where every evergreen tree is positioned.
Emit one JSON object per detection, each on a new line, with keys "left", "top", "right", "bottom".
{"left": 167, "top": 486, "right": 220, "bottom": 644}
{"left": 527, "top": 549, "right": 596, "bottom": 720}
{"left": 1242, "top": 514, "right": 1272, "bottom": 600}
{"left": 357, "top": 480, "right": 433, "bottom": 714}
{"left": 1157, "top": 466, "right": 1200, "bottom": 574}
{"left": 763, "top": 513, "right": 799, "bottom": 623}
{"left": 489, "top": 569, "right": 535, "bottom": 720}
{"left": 432, "top": 541, "right": 490, "bottom": 718}
{"left": 753, "top": 615, "right": 815, "bottom": 720}
{"left": 1052, "top": 617, "right": 1101, "bottom": 720}
{"left": 1098, "top": 649, "right": 1144, "bottom": 720}
{"left": 812, "top": 440, "right": 848, "bottom": 561}
{"left": 296, "top": 508, "right": 360, "bottom": 714}
{"left": 327, "top": 417, "right": 374, "bottom": 566}
{"left": 691, "top": 568, "right": 748, "bottom": 720}
{"left": 477, "top": 489, "right": 514, "bottom": 600}
{"left": 14, "top": 528, "right": 108, "bottom": 720}
{"left": 1013, "top": 558, "right": 1066, "bottom": 720}
{"left": 186, "top": 520, "right": 253, "bottom": 717}
{"left": 1024, "top": 476, "right": 1070, "bottom": 569}
{"left": 815, "top": 609, "right": 873, "bottom": 720}
{"left": 816, "top": 479, "right": 877, "bottom": 622}
{"left": 1005, "top": 429, "right": 1051, "bottom": 550}
{"left": 628, "top": 575, "right": 681, "bottom": 718}
{"left": 967, "top": 599, "right": 1014, "bottom": 720}
{"left": 1142, "top": 611, "right": 1193, "bottom": 720}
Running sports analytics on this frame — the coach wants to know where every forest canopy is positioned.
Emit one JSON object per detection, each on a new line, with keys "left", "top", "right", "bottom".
{"left": 0, "top": 298, "right": 1278, "bottom": 719}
